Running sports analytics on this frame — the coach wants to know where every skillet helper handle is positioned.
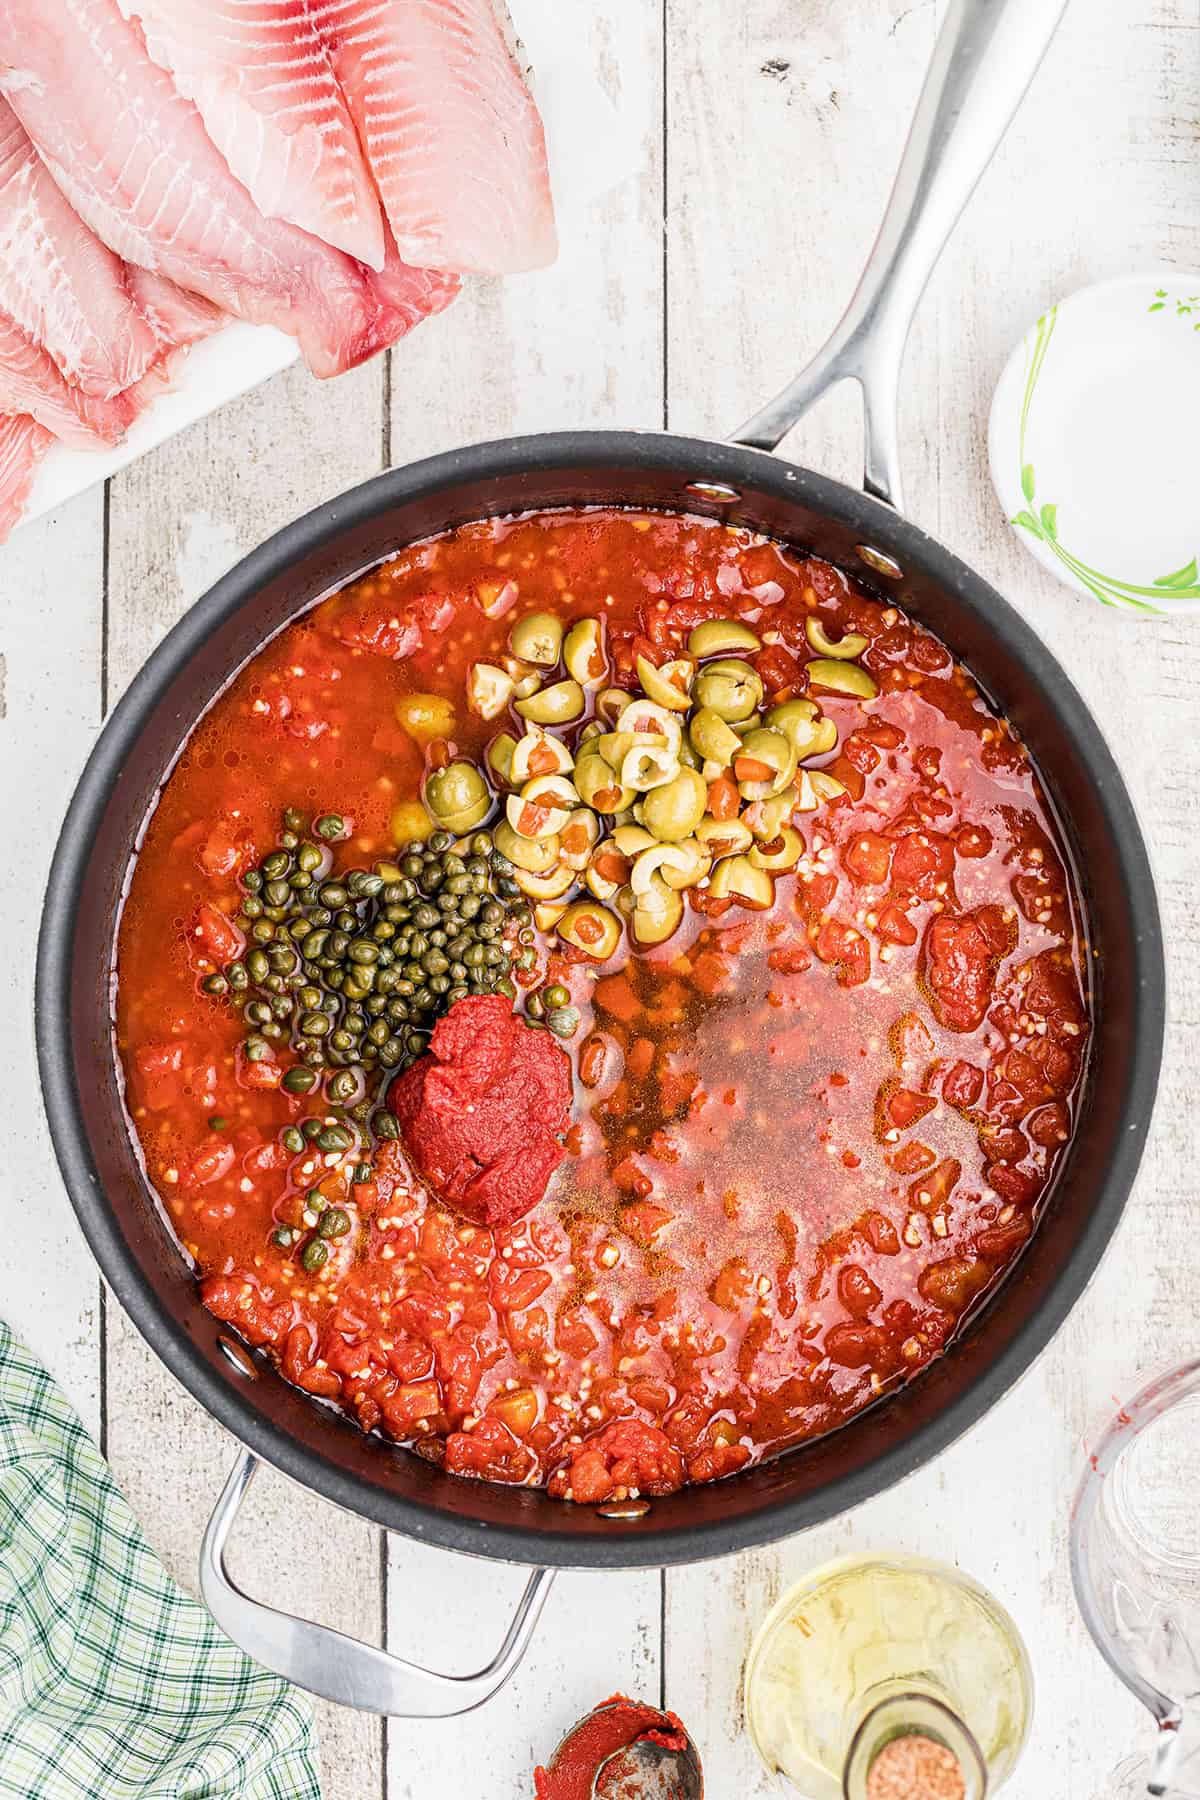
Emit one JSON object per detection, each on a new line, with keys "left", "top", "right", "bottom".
{"left": 732, "top": 0, "right": 1069, "bottom": 508}
{"left": 200, "top": 1450, "right": 555, "bottom": 1716}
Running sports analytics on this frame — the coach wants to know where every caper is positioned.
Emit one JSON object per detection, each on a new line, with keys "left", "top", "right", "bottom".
{"left": 374, "top": 1110, "right": 401, "bottom": 1140}
{"left": 641, "top": 766, "right": 708, "bottom": 842}
{"left": 282, "top": 1066, "right": 318, "bottom": 1094}
{"left": 301, "top": 1239, "right": 329, "bottom": 1273}
{"left": 688, "top": 618, "right": 762, "bottom": 658}
{"left": 693, "top": 657, "right": 763, "bottom": 722}
{"left": 547, "top": 1006, "right": 581, "bottom": 1038}
{"left": 509, "top": 610, "right": 565, "bottom": 667}
{"left": 318, "top": 1206, "right": 352, "bottom": 1239}
{"left": 514, "top": 678, "right": 585, "bottom": 726}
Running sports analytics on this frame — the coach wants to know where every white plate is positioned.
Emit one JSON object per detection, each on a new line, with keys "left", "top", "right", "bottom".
{"left": 15, "top": 0, "right": 640, "bottom": 535}
{"left": 988, "top": 271, "right": 1200, "bottom": 616}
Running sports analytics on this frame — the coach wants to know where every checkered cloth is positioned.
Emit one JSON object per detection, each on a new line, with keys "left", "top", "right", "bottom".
{"left": 0, "top": 1319, "right": 320, "bottom": 1799}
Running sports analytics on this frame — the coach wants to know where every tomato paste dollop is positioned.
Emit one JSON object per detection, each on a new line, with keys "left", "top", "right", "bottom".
{"left": 388, "top": 993, "right": 573, "bottom": 1228}
{"left": 534, "top": 1694, "right": 695, "bottom": 1800}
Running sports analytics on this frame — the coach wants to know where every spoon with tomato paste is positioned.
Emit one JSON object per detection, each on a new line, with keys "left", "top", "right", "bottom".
{"left": 387, "top": 992, "right": 573, "bottom": 1227}
{"left": 534, "top": 1696, "right": 703, "bottom": 1800}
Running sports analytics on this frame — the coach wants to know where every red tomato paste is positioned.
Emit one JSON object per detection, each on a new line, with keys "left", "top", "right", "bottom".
{"left": 388, "top": 993, "right": 572, "bottom": 1227}
{"left": 534, "top": 1695, "right": 694, "bottom": 1800}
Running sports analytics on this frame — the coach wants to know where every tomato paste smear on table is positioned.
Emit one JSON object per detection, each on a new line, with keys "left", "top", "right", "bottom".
{"left": 115, "top": 507, "right": 1090, "bottom": 1503}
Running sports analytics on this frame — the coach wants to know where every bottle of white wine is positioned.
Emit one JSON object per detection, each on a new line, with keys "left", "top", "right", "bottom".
{"left": 743, "top": 1555, "right": 1032, "bottom": 1798}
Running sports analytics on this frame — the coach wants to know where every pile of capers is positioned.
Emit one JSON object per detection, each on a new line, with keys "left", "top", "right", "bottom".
{"left": 202, "top": 811, "right": 533, "bottom": 1097}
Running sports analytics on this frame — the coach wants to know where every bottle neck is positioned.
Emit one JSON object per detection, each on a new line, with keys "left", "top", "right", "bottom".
{"left": 843, "top": 1693, "right": 988, "bottom": 1800}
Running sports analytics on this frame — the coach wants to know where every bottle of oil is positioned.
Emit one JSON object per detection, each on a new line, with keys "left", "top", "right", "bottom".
{"left": 743, "top": 1555, "right": 1032, "bottom": 1798}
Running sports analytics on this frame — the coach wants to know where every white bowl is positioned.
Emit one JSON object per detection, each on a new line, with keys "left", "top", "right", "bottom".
{"left": 988, "top": 272, "right": 1200, "bottom": 616}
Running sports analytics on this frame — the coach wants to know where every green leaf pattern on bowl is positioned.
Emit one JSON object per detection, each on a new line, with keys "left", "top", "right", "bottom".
{"left": 1011, "top": 301, "right": 1200, "bottom": 613}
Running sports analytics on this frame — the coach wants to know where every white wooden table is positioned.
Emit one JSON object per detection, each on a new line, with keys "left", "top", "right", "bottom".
{"left": 2, "top": 3, "right": 1197, "bottom": 1795}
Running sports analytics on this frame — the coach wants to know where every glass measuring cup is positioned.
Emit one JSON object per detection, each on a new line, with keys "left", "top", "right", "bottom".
{"left": 1071, "top": 1361, "right": 1200, "bottom": 1797}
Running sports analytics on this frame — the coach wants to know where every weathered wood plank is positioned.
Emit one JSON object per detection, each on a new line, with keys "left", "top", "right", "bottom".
{"left": 664, "top": 0, "right": 1200, "bottom": 1795}
{"left": 103, "top": 357, "right": 389, "bottom": 1800}
{"left": 385, "top": 4, "right": 667, "bottom": 1792}
{"left": 0, "top": 494, "right": 105, "bottom": 1434}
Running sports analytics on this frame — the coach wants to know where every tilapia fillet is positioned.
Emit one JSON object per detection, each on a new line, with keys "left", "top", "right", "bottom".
{"left": 0, "top": 415, "right": 52, "bottom": 544}
{"left": 0, "top": 0, "right": 453, "bottom": 377}
{"left": 322, "top": 0, "right": 558, "bottom": 275}
{"left": 116, "top": 0, "right": 386, "bottom": 268}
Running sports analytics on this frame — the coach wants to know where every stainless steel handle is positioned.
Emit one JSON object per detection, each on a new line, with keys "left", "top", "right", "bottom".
{"left": 733, "top": 0, "right": 1069, "bottom": 508}
{"left": 200, "top": 1450, "right": 555, "bottom": 1716}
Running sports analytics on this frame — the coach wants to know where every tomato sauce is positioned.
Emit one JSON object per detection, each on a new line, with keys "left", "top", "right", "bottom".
{"left": 115, "top": 509, "right": 1090, "bottom": 1502}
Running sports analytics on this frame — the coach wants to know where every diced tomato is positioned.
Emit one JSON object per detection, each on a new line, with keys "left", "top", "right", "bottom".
{"left": 180, "top": 1139, "right": 235, "bottom": 1188}
{"left": 135, "top": 1041, "right": 186, "bottom": 1111}
{"left": 838, "top": 1263, "right": 882, "bottom": 1318}
{"left": 888, "top": 1088, "right": 936, "bottom": 1130}
{"left": 767, "top": 941, "right": 811, "bottom": 976}
{"left": 444, "top": 1417, "right": 535, "bottom": 1484}
{"left": 918, "top": 1256, "right": 990, "bottom": 1315}
{"left": 891, "top": 830, "right": 954, "bottom": 901}
{"left": 942, "top": 1060, "right": 984, "bottom": 1109}
{"left": 876, "top": 904, "right": 918, "bottom": 946}
{"left": 815, "top": 920, "right": 871, "bottom": 987}
{"left": 922, "top": 909, "right": 1007, "bottom": 1033}
{"left": 842, "top": 831, "right": 893, "bottom": 886}
{"left": 547, "top": 1418, "right": 685, "bottom": 1502}
{"left": 191, "top": 903, "right": 244, "bottom": 965}
{"left": 593, "top": 973, "right": 641, "bottom": 1023}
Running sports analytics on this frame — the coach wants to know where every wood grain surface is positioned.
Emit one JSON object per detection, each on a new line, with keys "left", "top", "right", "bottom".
{"left": 1, "top": 2, "right": 1196, "bottom": 1796}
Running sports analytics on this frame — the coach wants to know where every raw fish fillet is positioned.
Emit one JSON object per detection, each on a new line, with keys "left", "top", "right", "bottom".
{"left": 117, "top": 0, "right": 386, "bottom": 268}
{"left": 0, "top": 97, "right": 159, "bottom": 398}
{"left": 0, "top": 414, "right": 52, "bottom": 543}
{"left": 0, "top": 309, "right": 133, "bottom": 446}
{"left": 127, "top": 266, "right": 224, "bottom": 354}
{"left": 0, "top": 0, "right": 441, "bottom": 378}
{"left": 318, "top": 0, "right": 557, "bottom": 275}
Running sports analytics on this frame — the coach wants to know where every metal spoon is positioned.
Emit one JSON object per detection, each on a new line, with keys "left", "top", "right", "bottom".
{"left": 589, "top": 1729, "right": 704, "bottom": 1799}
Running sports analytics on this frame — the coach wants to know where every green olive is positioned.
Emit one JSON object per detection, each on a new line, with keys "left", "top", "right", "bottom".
{"left": 494, "top": 820, "right": 561, "bottom": 873}
{"left": 640, "top": 766, "right": 708, "bottom": 842}
{"left": 631, "top": 874, "right": 685, "bottom": 945}
{"left": 689, "top": 706, "right": 743, "bottom": 766}
{"left": 688, "top": 618, "right": 761, "bottom": 658}
{"left": 806, "top": 658, "right": 879, "bottom": 700}
{"left": 510, "top": 728, "right": 574, "bottom": 783}
{"left": 509, "top": 611, "right": 564, "bottom": 666}
{"left": 749, "top": 826, "right": 804, "bottom": 872}
{"left": 591, "top": 730, "right": 634, "bottom": 769}
{"left": 513, "top": 862, "right": 577, "bottom": 901}
{"left": 515, "top": 678, "right": 586, "bottom": 725}
{"left": 620, "top": 740, "right": 680, "bottom": 793}
{"left": 746, "top": 792, "right": 794, "bottom": 840}
{"left": 425, "top": 761, "right": 490, "bottom": 830}
{"left": 695, "top": 815, "right": 754, "bottom": 857}
{"left": 636, "top": 654, "right": 694, "bottom": 712}
{"left": 467, "top": 661, "right": 516, "bottom": 720}
{"left": 557, "top": 900, "right": 622, "bottom": 960}
{"left": 560, "top": 807, "right": 601, "bottom": 869}
{"left": 693, "top": 658, "right": 763, "bottom": 722}
{"left": 631, "top": 838, "right": 710, "bottom": 892}
{"left": 810, "top": 770, "right": 848, "bottom": 801}
{"left": 486, "top": 732, "right": 517, "bottom": 787}
{"left": 596, "top": 685, "right": 630, "bottom": 725}
{"left": 805, "top": 617, "right": 869, "bottom": 659}
{"left": 764, "top": 698, "right": 829, "bottom": 759}
{"left": 611, "top": 823, "right": 656, "bottom": 856}
{"left": 507, "top": 775, "right": 576, "bottom": 839}
{"left": 563, "top": 617, "right": 608, "bottom": 686}
{"left": 707, "top": 853, "right": 775, "bottom": 908}
{"left": 575, "top": 748, "right": 636, "bottom": 813}
{"left": 734, "top": 728, "right": 797, "bottom": 799}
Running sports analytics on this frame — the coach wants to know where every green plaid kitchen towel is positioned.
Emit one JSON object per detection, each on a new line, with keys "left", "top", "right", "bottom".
{"left": 0, "top": 1319, "right": 321, "bottom": 1799}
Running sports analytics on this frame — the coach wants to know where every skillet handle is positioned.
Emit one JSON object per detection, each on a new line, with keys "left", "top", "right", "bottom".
{"left": 199, "top": 1450, "right": 555, "bottom": 1716}
{"left": 731, "top": 0, "right": 1068, "bottom": 509}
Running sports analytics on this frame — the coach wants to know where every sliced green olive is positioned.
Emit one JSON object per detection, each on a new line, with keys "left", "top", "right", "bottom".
{"left": 764, "top": 697, "right": 832, "bottom": 760}
{"left": 579, "top": 719, "right": 605, "bottom": 744}
{"left": 574, "top": 749, "right": 636, "bottom": 813}
{"left": 806, "top": 658, "right": 879, "bottom": 700}
{"left": 707, "top": 853, "right": 775, "bottom": 909}
{"left": 515, "top": 678, "right": 586, "bottom": 725}
{"left": 611, "top": 823, "right": 656, "bottom": 857}
{"left": 559, "top": 807, "right": 601, "bottom": 869}
{"left": 695, "top": 815, "right": 754, "bottom": 858}
{"left": 677, "top": 736, "right": 701, "bottom": 771}
{"left": 810, "top": 770, "right": 848, "bottom": 801}
{"left": 533, "top": 899, "right": 570, "bottom": 932}
{"left": 749, "top": 826, "right": 804, "bottom": 872}
{"left": 794, "top": 769, "right": 819, "bottom": 813}
{"left": 558, "top": 900, "right": 622, "bottom": 960}
{"left": 734, "top": 728, "right": 797, "bottom": 799}
{"left": 509, "top": 611, "right": 564, "bottom": 667}
{"left": 596, "top": 685, "right": 631, "bottom": 725}
{"left": 510, "top": 727, "right": 574, "bottom": 783}
{"left": 511, "top": 669, "right": 543, "bottom": 700}
{"left": 689, "top": 706, "right": 743, "bottom": 767}
{"left": 615, "top": 698, "right": 683, "bottom": 751}
{"left": 585, "top": 861, "right": 620, "bottom": 901}
{"left": 630, "top": 842, "right": 694, "bottom": 893}
{"left": 745, "top": 792, "right": 795, "bottom": 840}
{"left": 636, "top": 654, "right": 694, "bottom": 712}
{"left": 592, "top": 730, "right": 634, "bottom": 769}
{"left": 693, "top": 658, "right": 763, "bottom": 722}
{"left": 631, "top": 874, "right": 685, "bottom": 945}
{"left": 507, "top": 774, "right": 577, "bottom": 841}
{"left": 563, "top": 617, "right": 608, "bottom": 686}
{"left": 688, "top": 618, "right": 761, "bottom": 658}
{"left": 640, "top": 766, "right": 707, "bottom": 841}
{"left": 486, "top": 732, "right": 517, "bottom": 788}
{"left": 513, "top": 862, "right": 577, "bottom": 901}
{"left": 467, "top": 662, "right": 516, "bottom": 721}
{"left": 653, "top": 837, "right": 711, "bottom": 891}
{"left": 805, "top": 617, "right": 869, "bottom": 660}
{"left": 494, "top": 820, "right": 560, "bottom": 873}
{"left": 620, "top": 740, "right": 680, "bottom": 793}
{"left": 424, "top": 761, "right": 490, "bottom": 831}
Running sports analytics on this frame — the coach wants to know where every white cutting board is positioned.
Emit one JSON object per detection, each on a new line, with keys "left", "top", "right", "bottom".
{"left": 18, "top": 0, "right": 638, "bottom": 533}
